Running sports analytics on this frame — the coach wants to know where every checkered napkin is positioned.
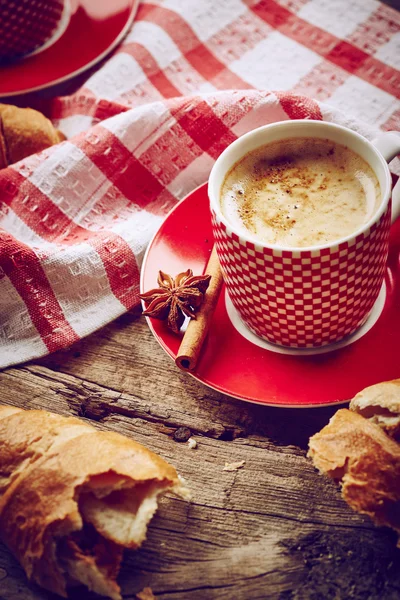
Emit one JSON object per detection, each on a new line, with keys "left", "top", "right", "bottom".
{"left": 0, "top": 0, "right": 399, "bottom": 368}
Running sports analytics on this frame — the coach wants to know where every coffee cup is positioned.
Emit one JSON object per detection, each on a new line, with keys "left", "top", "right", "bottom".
{"left": 209, "top": 120, "right": 400, "bottom": 348}
{"left": 0, "top": 0, "right": 70, "bottom": 62}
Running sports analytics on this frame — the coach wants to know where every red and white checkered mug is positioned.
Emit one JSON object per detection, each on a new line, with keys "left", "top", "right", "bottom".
{"left": 209, "top": 121, "right": 400, "bottom": 348}
{"left": 0, "top": 0, "right": 69, "bottom": 62}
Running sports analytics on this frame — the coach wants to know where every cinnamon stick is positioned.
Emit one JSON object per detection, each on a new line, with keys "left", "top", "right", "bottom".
{"left": 175, "top": 246, "right": 224, "bottom": 371}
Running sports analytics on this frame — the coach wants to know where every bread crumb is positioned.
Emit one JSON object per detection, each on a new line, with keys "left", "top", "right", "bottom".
{"left": 188, "top": 437, "right": 197, "bottom": 449}
{"left": 136, "top": 588, "right": 156, "bottom": 600}
{"left": 223, "top": 460, "right": 245, "bottom": 472}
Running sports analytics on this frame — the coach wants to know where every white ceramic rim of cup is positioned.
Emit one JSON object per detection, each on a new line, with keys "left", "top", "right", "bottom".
{"left": 208, "top": 120, "right": 392, "bottom": 253}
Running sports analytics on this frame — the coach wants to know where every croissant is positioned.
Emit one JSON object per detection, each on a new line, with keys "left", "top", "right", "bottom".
{"left": 0, "top": 405, "right": 188, "bottom": 599}
{"left": 0, "top": 103, "right": 65, "bottom": 168}
{"left": 350, "top": 378, "right": 400, "bottom": 441}
{"left": 308, "top": 380, "right": 400, "bottom": 544}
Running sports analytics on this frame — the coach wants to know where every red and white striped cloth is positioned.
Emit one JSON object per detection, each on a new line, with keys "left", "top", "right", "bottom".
{"left": 0, "top": 0, "right": 399, "bottom": 368}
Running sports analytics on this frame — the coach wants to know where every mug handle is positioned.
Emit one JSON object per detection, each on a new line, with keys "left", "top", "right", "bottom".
{"left": 372, "top": 131, "right": 400, "bottom": 223}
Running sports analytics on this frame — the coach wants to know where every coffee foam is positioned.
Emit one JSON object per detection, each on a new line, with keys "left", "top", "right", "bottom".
{"left": 220, "top": 138, "right": 381, "bottom": 248}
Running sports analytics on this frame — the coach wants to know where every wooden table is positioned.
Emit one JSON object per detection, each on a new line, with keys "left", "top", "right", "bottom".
{"left": 1, "top": 308, "right": 400, "bottom": 600}
{"left": 1, "top": 0, "right": 400, "bottom": 593}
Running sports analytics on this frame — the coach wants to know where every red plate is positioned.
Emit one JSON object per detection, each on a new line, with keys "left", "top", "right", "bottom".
{"left": 0, "top": 0, "right": 138, "bottom": 97}
{"left": 141, "top": 184, "right": 400, "bottom": 407}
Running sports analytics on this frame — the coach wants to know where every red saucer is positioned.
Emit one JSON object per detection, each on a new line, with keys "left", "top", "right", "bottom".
{"left": 0, "top": 0, "right": 138, "bottom": 97}
{"left": 141, "top": 184, "right": 400, "bottom": 407}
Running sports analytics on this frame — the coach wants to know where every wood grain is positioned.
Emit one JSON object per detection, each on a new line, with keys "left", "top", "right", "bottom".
{"left": 2, "top": 2, "right": 400, "bottom": 595}
{"left": 1, "top": 312, "right": 400, "bottom": 600}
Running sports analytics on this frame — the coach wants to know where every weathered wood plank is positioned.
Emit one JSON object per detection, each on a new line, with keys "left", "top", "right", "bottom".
{"left": 1, "top": 315, "right": 400, "bottom": 599}
{"left": 35, "top": 313, "right": 340, "bottom": 445}
{"left": 0, "top": 362, "right": 364, "bottom": 528}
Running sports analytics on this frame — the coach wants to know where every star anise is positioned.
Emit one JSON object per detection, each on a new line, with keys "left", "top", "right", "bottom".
{"left": 140, "top": 269, "right": 211, "bottom": 333}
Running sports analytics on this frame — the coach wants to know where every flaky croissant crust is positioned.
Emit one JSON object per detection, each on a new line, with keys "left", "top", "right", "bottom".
{"left": 0, "top": 405, "right": 188, "bottom": 599}
{"left": 308, "top": 379, "right": 400, "bottom": 546}
{"left": 0, "top": 103, "right": 65, "bottom": 168}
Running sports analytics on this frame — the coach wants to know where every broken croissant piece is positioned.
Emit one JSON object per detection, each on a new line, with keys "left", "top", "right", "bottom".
{"left": 350, "top": 378, "right": 400, "bottom": 442}
{"left": 0, "top": 103, "right": 65, "bottom": 168}
{"left": 0, "top": 405, "right": 189, "bottom": 599}
{"left": 308, "top": 380, "right": 400, "bottom": 545}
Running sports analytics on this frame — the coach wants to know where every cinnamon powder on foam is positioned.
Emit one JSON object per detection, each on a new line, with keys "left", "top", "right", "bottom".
{"left": 220, "top": 138, "right": 381, "bottom": 248}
